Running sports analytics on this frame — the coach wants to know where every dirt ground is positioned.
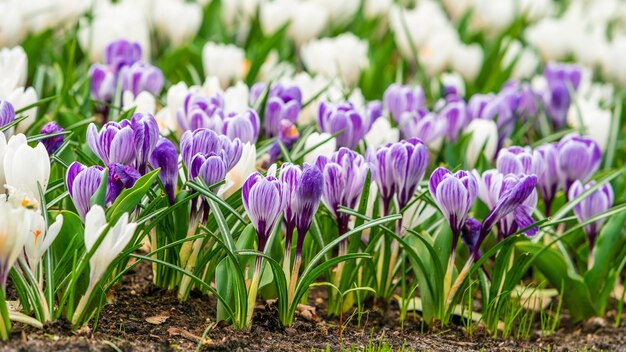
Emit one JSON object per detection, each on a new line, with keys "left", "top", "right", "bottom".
{"left": 1, "top": 261, "right": 625, "bottom": 352}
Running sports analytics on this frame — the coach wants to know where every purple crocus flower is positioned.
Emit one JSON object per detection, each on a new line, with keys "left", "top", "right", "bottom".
{"left": 568, "top": 180, "right": 614, "bottom": 252}
{"left": 502, "top": 81, "right": 539, "bottom": 121}
{"left": 428, "top": 168, "right": 478, "bottom": 245}
{"left": 120, "top": 62, "right": 164, "bottom": 97}
{"left": 89, "top": 64, "right": 117, "bottom": 103}
{"left": 557, "top": 134, "right": 602, "bottom": 193}
{"left": 267, "top": 120, "right": 299, "bottom": 166}
{"left": 0, "top": 100, "right": 15, "bottom": 129}
{"left": 242, "top": 165, "right": 289, "bottom": 252}
{"left": 440, "top": 101, "right": 467, "bottom": 142}
{"left": 279, "top": 163, "right": 303, "bottom": 239}
{"left": 40, "top": 121, "right": 65, "bottom": 154}
{"left": 293, "top": 164, "right": 323, "bottom": 254}
{"left": 104, "top": 39, "right": 142, "bottom": 72}
{"left": 86, "top": 120, "right": 136, "bottom": 165}
{"left": 180, "top": 128, "right": 242, "bottom": 175}
{"left": 400, "top": 111, "right": 445, "bottom": 144}
{"left": 467, "top": 93, "right": 495, "bottom": 120}
{"left": 496, "top": 146, "right": 544, "bottom": 176}
{"left": 316, "top": 148, "right": 369, "bottom": 234}
{"left": 66, "top": 162, "right": 105, "bottom": 220}
{"left": 383, "top": 83, "right": 425, "bottom": 124}
{"left": 543, "top": 62, "right": 582, "bottom": 130}
{"left": 106, "top": 163, "right": 141, "bottom": 206}
{"left": 189, "top": 153, "right": 227, "bottom": 192}
{"left": 317, "top": 101, "right": 370, "bottom": 149}
{"left": 150, "top": 137, "right": 179, "bottom": 204}
{"left": 177, "top": 93, "right": 225, "bottom": 132}
{"left": 131, "top": 113, "right": 160, "bottom": 174}
{"left": 250, "top": 83, "right": 302, "bottom": 138}
{"left": 222, "top": 109, "right": 260, "bottom": 144}
{"left": 460, "top": 217, "right": 482, "bottom": 256}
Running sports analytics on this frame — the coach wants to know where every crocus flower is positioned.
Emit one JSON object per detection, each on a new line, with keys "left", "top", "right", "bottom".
{"left": 568, "top": 180, "right": 614, "bottom": 252}
{"left": 557, "top": 134, "right": 602, "bottom": 192}
{"left": 120, "top": 62, "right": 164, "bottom": 97}
{"left": 218, "top": 142, "right": 257, "bottom": 200}
{"left": 250, "top": 82, "right": 302, "bottom": 138}
{"left": 150, "top": 137, "right": 179, "bottom": 204}
{"left": 106, "top": 163, "right": 141, "bottom": 206}
{"left": 293, "top": 164, "right": 323, "bottom": 253}
{"left": 103, "top": 39, "right": 142, "bottom": 72}
{"left": 428, "top": 168, "right": 478, "bottom": 241}
{"left": 89, "top": 64, "right": 116, "bottom": 103}
{"left": 316, "top": 148, "right": 369, "bottom": 234}
{"left": 383, "top": 83, "right": 425, "bottom": 125}
{"left": 0, "top": 197, "right": 29, "bottom": 289}
{"left": 496, "top": 146, "right": 544, "bottom": 176}
{"left": 23, "top": 211, "right": 64, "bottom": 271}
{"left": 176, "top": 92, "right": 224, "bottom": 132}
{"left": 400, "top": 111, "right": 446, "bottom": 145}
{"left": 66, "top": 162, "right": 105, "bottom": 220}
{"left": 3, "top": 134, "right": 50, "bottom": 200}
{"left": 440, "top": 101, "right": 467, "bottom": 142}
{"left": 279, "top": 163, "right": 302, "bottom": 255}
{"left": 222, "top": 109, "right": 260, "bottom": 144}
{"left": 267, "top": 120, "right": 299, "bottom": 165}
{"left": 202, "top": 42, "right": 246, "bottom": 88}
{"left": 131, "top": 113, "right": 159, "bottom": 174}
{"left": 303, "top": 132, "right": 336, "bottom": 164}
{"left": 87, "top": 121, "right": 136, "bottom": 166}
{"left": 364, "top": 118, "right": 399, "bottom": 149}
{"left": 40, "top": 121, "right": 65, "bottom": 154}
{"left": 543, "top": 62, "right": 582, "bottom": 130}
{"left": 317, "top": 101, "right": 370, "bottom": 149}
{"left": 180, "top": 128, "right": 242, "bottom": 176}
{"left": 535, "top": 143, "right": 559, "bottom": 215}
{"left": 189, "top": 153, "right": 227, "bottom": 192}
{"left": 464, "top": 119, "right": 498, "bottom": 168}
{"left": 242, "top": 165, "right": 288, "bottom": 252}
{"left": 0, "top": 100, "right": 14, "bottom": 129}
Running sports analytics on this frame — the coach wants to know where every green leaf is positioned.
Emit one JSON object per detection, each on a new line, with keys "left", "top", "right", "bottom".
{"left": 90, "top": 168, "right": 108, "bottom": 208}
{"left": 106, "top": 169, "right": 160, "bottom": 222}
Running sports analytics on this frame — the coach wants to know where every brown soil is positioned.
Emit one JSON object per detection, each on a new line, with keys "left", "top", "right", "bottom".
{"left": 1, "top": 262, "right": 625, "bottom": 352}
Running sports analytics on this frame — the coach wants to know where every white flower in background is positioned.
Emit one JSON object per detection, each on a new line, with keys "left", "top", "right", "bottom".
{"left": 567, "top": 99, "right": 611, "bottom": 151}
{"left": 0, "top": 1, "right": 26, "bottom": 48}
{"left": 364, "top": 0, "right": 393, "bottom": 19}
{"left": 221, "top": 0, "right": 260, "bottom": 29}
{"left": 122, "top": 91, "right": 156, "bottom": 115}
{"left": 519, "top": 0, "right": 554, "bottom": 21}
{"left": 451, "top": 44, "right": 483, "bottom": 82}
{"left": 0, "top": 134, "right": 7, "bottom": 194}
{"left": 419, "top": 31, "right": 457, "bottom": 77}
{"left": 364, "top": 118, "right": 399, "bottom": 148}
{"left": 258, "top": 51, "right": 295, "bottom": 81}
{"left": 389, "top": 2, "right": 452, "bottom": 59}
{"left": 0, "top": 47, "right": 27, "bottom": 98}
{"left": 441, "top": 0, "right": 473, "bottom": 21}
{"left": 502, "top": 40, "right": 540, "bottom": 79}
{"left": 3, "top": 134, "right": 50, "bottom": 199}
{"left": 603, "top": 38, "right": 626, "bottom": 86}
{"left": 0, "top": 196, "right": 29, "bottom": 287}
{"left": 303, "top": 132, "right": 336, "bottom": 164}
{"left": 301, "top": 33, "right": 368, "bottom": 86}
{"left": 153, "top": 0, "right": 202, "bottom": 46}
{"left": 281, "top": 72, "right": 342, "bottom": 125}
{"left": 218, "top": 142, "right": 257, "bottom": 199}
{"left": 6, "top": 87, "right": 39, "bottom": 134}
{"left": 202, "top": 42, "right": 246, "bottom": 88}
{"left": 155, "top": 82, "right": 192, "bottom": 134}
{"left": 259, "top": 0, "right": 293, "bottom": 35}
{"left": 469, "top": 0, "right": 515, "bottom": 36}
{"left": 224, "top": 81, "right": 250, "bottom": 113}
{"left": 312, "top": 0, "right": 359, "bottom": 27}
{"left": 464, "top": 119, "right": 498, "bottom": 168}
{"left": 23, "top": 210, "right": 64, "bottom": 271}
{"left": 288, "top": 1, "right": 328, "bottom": 45}
{"left": 525, "top": 18, "right": 573, "bottom": 61}
{"left": 78, "top": 1, "right": 150, "bottom": 62}
{"left": 19, "top": 0, "right": 90, "bottom": 34}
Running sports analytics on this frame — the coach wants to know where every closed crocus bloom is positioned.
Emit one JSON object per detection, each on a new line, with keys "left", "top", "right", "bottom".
{"left": 535, "top": 143, "right": 559, "bottom": 215}
{"left": 0, "top": 47, "right": 27, "bottom": 98}
{"left": 279, "top": 163, "right": 303, "bottom": 238}
{"left": 0, "top": 197, "right": 29, "bottom": 289}
{"left": 568, "top": 180, "right": 613, "bottom": 251}
{"left": 153, "top": 0, "right": 202, "bottom": 46}
{"left": 303, "top": 132, "right": 336, "bottom": 164}
{"left": 202, "top": 42, "right": 246, "bottom": 89}
{"left": 180, "top": 128, "right": 242, "bottom": 174}
{"left": 131, "top": 113, "right": 159, "bottom": 174}
{"left": 89, "top": 64, "right": 117, "bottom": 103}
{"left": 218, "top": 142, "right": 257, "bottom": 200}
{"left": 317, "top": 101, "right": 369, "bottom": 149}
{"left": 150, "top": 137, "right": 179, "bottom": 204}
{"left": 367, "top": 145, "right": 396, "bottom": 212}
{"left": 497, "top": 146, "right": 544, "bottom": 176}
{"left": 40, "top": 121, "right": 65, "bottom": 155}
{"left": 250, "top": 82, "right": 302, "bottom": 138}
{"left": 7, "top": 87, "right": 38, "bottom": 134}
{"left": 66, "top": 162, "right": 105, "bottom": 220}
{"left": 294, "top": 164, "right": 323, "bottom": 251}
{"left": 557, "top": 134, "right": 602, "bottom": 192}
{"left": 392, "top": 138, "right": 429, "bottom": 208}
{"left": 122, "top": 90, "right": 156, "bottom": 115}
{"left": 222, "top": 109, "right": 260, "bottom": 144}
{"left": 440, "top": 101, "right": 467, "bottom": 142}
{"left": 3, "top": 134, "right": 50, "bottom": 200}
{"left": 190, "top": 153, "right": 227, "bottom": 192}
{"left": 464, "top": 119, "right": 498, "bottom": 169}
{"left": 87, "top": 120, "right": 136, "bottom": 166}
{"left": 103, "top": 39, "right": 142, "bottom": 73}
{"left": 383, "top": 84, "right": 426, "bottom": 125}
{"left": 177, "top": 92, "right": 225, "bottom": 132}
{"left": 400, "top": 111, "right": 446, "bottom": 145}
{"left": 364, "top": 118, "right": 399, "bottom": 149}
{"left": 543, "top": 62, "right": 582, "bottom": 130}
{"left": 428, "top": 168, "right": 478, "bottom": 239}
{"left": 120, "top": 62, "right": 164, "bottom": 97}
{"left": 242, "top": 165, "right": 288, "bottom": 251}
{"left": 0, "top": 100, "right": 15, "bottom": 129}
{"left": 106, "top": 163, "right": 141, "bottom": 206}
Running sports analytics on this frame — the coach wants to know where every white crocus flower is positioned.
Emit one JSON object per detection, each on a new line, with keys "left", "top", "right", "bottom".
{"left": 3, "top": 134, "right": 50, "bottom": 201}
{"left": 202, "top": 42, "right": 246, "bottom": 89}
{"left": 219, "top": 143, "right": 257, "bottom": 200}
{"left": 155, "top": 82, "right": 192, "bottom": 135}
{"left": 153, "top": 0, "right": 202, "bottom": 47}
{"left": 301, "top": 33, "right": 369, "bottom": 87}
{"left": 567, "top": 100, "right": 611, "bottom": 151}
{"left": 24, "top": 212, "right": 64, "bottom": 271}
{"left": 451, "top": 44, "right": 483, "bottom": 82}
{"left": 364, "top": 0, "right": 393, "bottom": 19}
{"left": 288, "top": 2, "right": 328, "bottom": 45}
{"left": 0, "top": 2, "right": 25, "bottom": 48}
{"left": 312, "top": 0, "right": 359, "bottom": 27}
{"left": 123, "top": 91, "right": 156, "bottom": 115}
{"left": 364, "top": 118, "right": 399, "bottom": 148}
{"left": 0, "top": 47, "right": 28, "bottom": 98}
{"left": 0, "top": 196, "right": 29, "bottom": 288}
{"left": 303, "top": 132, "right": 336, "bottom": 164}
{"left": 6, "top": 87, "right": 39, "bottom": 134}
{"left": 464, "top": 119, "right": 498, "bottom": 169}
{"left": 259, "top": 0, "right": 293, "bottom": 36}
{"left": 502, "top": 40, "right": 540, "bottom": 79}
{"left": 224, "top": 81, "right": 250, "bottom": 113}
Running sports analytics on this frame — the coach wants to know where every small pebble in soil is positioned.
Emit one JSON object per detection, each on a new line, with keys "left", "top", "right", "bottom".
{"left": 285, "top": 328, "right": 297, "bottom": 336}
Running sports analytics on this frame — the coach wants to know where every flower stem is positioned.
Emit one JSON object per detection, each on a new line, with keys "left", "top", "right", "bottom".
{"left": 0, "top": 289, "right": 10, "bottom": 340}
{"left": 246, "top": 258, "right": 262, "bottom": 329}
{"left": 288, "top": 255, "right": 302, "bottom": 308}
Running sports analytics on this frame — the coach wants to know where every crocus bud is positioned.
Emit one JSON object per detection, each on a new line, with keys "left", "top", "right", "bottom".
{"left": 180, "top": 128, "right": 242, "bottom": 175}
{"left": 106, "top": 163, "right": 141, "bottom": 206}
{"left": 40, "top": 121, "right": 65, "bottom": 154}
{"left": 294, "top": 164, "right": 323, "bottom": 253}
{"left": 460, "top": 217, "right": 482, "bottom": 255}
{"left": 535, "top": 143, "right": 559, "bottom": 215}
{"left": 557, "top": 134, "right": 602, "bottom": 192}
{"left": 496, "top": 146, "right": 543, "bottom": 176}
{"left": 3, "top": 134, "right": 50, "bottom": 201}
{"left": 89, "top": 64, "right": 116, "bottom": 103}
{"left": 0, "top": 100, "right": 15, "bottom": 129}
{"left": 242, "top": 165, "right": 288, "bottom": 251}
{"left": 464, "top": 119, "right": 498, "bottom": 168}
{"left": 120, "top": 62, "right": 164, "bottom": 97}
{"left": 279, "top": 163, "right": 303, "bottom": 233}
{"left": 87, "top": 121, "right": 136, "bottom": 165}
{"left": 400, "top": 111, "right": 445, "bottom": 145}
{"left": 150, "top": 137, "right": 178, "bottom": 204}
{"left": 440, "top": 101, "right": 467, "bottom": 142}
{"left": 428, "top": 168, "right": 478, "bottom": 239}
{"left": 568, "top": 180, "right": 613, "bottom": 251}
{"left": 250, "top": 82, "right": 302, "bottom": 138}
{"left": 104, "top": 39, "right": 142, "bottom": 72}
{"left": 393, "top": 138, "right": 429, "bottom": 208}
{"left": 66, "top": 162, "right": 105, "bottom": 220}
{"left": 131, "top": 113, "right": 159, "bottom": 174}
{"left": 383, "top": 83, "right": 425, "bottom": 125}
{"left": 190, "top": 153, "right": 227, "bottom": 192}
{"left": 317, "top": 101, "right": 368, "bottom": 149}
{"left": 543, "top": 62, "right": 582, "bottom": 130}
{"left": 222, "top": 109, "right": 260, "bottom": 144}
{"left": 177, "top": 92, "right": 224, "bottom": 132}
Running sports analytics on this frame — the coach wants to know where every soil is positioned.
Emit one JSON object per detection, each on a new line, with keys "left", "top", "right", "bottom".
{"left": 1, "top": 262, "right": 625, "bottom": 352}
